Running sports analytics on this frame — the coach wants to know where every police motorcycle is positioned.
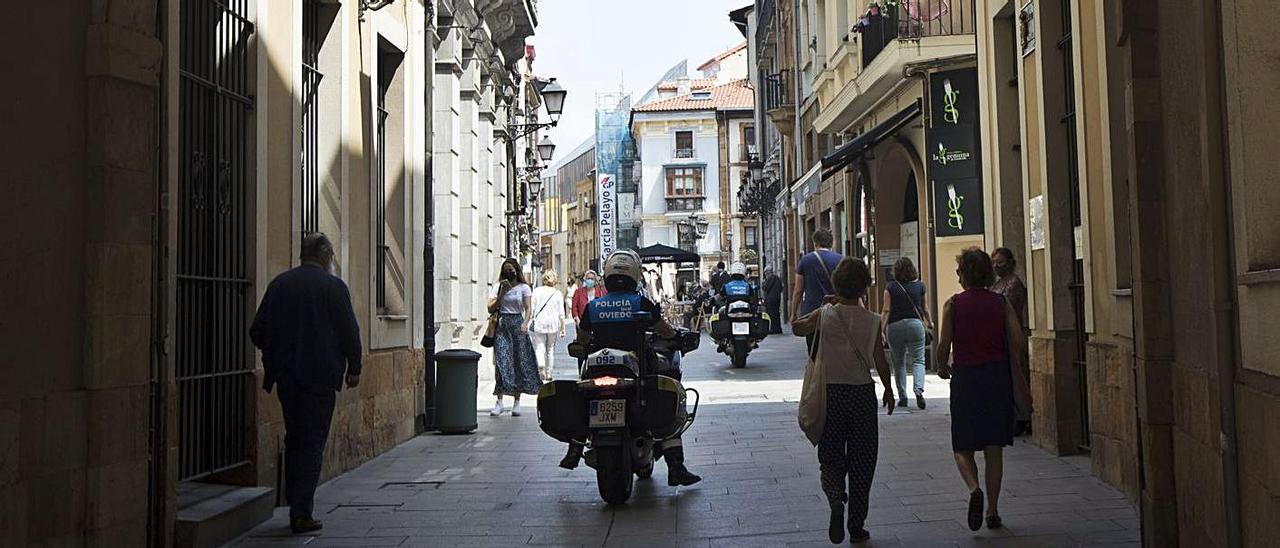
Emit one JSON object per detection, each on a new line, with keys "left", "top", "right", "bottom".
{"left": 709, "top": 262, "right": 771, "bottom": 368}
{"left": 536, "top": 255, "right": 703, "bottom": 505}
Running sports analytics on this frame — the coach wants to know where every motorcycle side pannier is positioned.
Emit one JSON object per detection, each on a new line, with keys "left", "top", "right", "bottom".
{"left": 751, "top": 314, "right": 771, "bottom": 338}
{"left": 637, "top": 375, "right": 687, "bottom": 439}
{"left": 536, "top": 381, "right": 588, "bottom": 443}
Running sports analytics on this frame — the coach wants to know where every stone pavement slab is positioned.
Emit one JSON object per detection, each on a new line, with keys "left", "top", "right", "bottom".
{"left": 225, "top": 329, "right": 1137, "bottom": 547}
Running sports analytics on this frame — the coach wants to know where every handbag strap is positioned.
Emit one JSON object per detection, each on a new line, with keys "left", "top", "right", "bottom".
{"left": 813, "top": 252, "right": 836, "bottom": 294}
{"left": 532, "top": 290, "right": 555, "bottom": 319}
{"left": 896, "top": 280, "right": 926, "bottom": 321}
{"left": 813, "top": 305, "right": 873, "bottom": 371}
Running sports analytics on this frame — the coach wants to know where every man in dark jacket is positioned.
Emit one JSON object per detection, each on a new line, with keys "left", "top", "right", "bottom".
{"left": 250, "top": 233, "right": 362, "bottom": 534}
{"left": 762, "top": 267, "right": 784, "bottom": 334}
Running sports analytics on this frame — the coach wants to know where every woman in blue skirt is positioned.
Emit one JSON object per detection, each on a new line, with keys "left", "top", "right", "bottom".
{"left": 935, "top": 248, "right": 1027, "bottom": 532}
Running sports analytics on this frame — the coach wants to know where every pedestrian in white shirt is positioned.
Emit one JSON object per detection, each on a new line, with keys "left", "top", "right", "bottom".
{"left": 530, "top": 270, "right": 567, "bottom": 381}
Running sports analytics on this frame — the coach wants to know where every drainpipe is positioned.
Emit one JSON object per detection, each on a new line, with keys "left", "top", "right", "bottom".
{"left": 1213, "top": 3, "right": 1242, "bottom": 545}
{"left": 422, "top": 0, "right": 437, "bottom": 433}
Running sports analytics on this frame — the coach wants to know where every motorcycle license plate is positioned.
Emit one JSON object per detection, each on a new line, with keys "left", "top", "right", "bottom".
{"left": 589, "top": 399, "right": 626, "bottom": 428}
{"left": 732, "top": 322, "right": 750, "bottom": 335}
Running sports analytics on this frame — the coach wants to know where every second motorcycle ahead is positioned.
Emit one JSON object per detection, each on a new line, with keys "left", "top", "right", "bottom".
{"left": 708, "top": 262, "right": 771, "bottom": 368}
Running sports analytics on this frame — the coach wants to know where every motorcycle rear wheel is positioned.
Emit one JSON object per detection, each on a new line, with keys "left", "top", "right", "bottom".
{"left": 731, "top": 340, "right": 749, "bottom": 369}
{"left": 595, "top": 446, "right": 634, "bottom": 504}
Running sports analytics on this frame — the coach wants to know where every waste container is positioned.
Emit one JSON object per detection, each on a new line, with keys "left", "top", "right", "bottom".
{"left": 433, "top": 349, "right": 480, "bottom": 434}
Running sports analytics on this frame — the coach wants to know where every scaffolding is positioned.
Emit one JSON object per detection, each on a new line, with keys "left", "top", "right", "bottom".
{"left": 595, "top": 91, "right": 639, "bottom": 255}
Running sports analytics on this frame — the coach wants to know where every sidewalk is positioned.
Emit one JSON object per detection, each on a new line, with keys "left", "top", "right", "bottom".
{"left": 227, "top": 330, "right": 1139, "bottom": 547}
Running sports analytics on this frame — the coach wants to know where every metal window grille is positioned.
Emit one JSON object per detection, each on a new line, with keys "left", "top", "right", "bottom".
{"left": 1058, "top": 0, "right": 1090, "bottom": 449}
{"left": 375, "top": 53, "right": 391, "bottom": 313}
{"left": 177, "top": 0, "right": 255, "bottom": 481}
{"left": 301, "top": 0, "right": 323, "bottom": 243}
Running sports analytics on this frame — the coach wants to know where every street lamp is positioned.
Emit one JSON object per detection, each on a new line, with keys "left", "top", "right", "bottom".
{"left": 504, "top": 78, "right": 569, "bottom": 142}
{"left": 539, "top": 79, "right": 567, "bottom": 121}
{"left": 528, "top": 174, "right": 543, "bottom": 199}
{"left": 536, "top": 135, "right": 556, "bottom": 163}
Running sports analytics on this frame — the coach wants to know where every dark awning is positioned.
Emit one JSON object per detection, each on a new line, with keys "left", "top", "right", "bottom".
{"left": 821, "top": 99, "right": 922, "bottom": 180}
{"left": 637, "top": 243, "right": 700, "bottom": 264}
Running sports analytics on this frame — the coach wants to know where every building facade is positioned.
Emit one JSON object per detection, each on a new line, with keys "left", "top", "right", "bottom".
{"left": 1, "top": 0, "right": 543, "bottom": 545}
{"left": 974, "top": 0, "right": 1280, "bottom": 546}
{"left": 631, "top": 73, "right": 755, "bottom": 293}
{"left": 554, "top": 139, "right": 598, "bottom": 279}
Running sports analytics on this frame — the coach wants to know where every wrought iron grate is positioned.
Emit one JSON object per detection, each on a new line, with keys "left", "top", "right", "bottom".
{"left": 176, "top": 0, "right": 255, "bottom": 481}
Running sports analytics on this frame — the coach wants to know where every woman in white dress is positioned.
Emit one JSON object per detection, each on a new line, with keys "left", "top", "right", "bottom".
{"left": 529, "top": 270, "right": 567, "bottom": 381}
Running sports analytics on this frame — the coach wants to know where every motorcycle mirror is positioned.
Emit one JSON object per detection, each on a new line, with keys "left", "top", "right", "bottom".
{"left": 680, "top": 331, "right": 701, "bottom": 353}
{"left": 567, "top": 341, "right": 587, "bottom": 359}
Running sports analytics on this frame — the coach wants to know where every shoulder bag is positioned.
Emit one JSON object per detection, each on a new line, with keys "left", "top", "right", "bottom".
{"left": 798, "top": 307, "right": 828, "bottom": 446}
{"left": 481, "top": 282, "right": 512, "bottom": 348}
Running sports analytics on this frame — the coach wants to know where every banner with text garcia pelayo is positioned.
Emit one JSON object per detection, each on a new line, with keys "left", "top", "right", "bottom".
{"left": 597, "top": 173, "right": 616, "bottom": 260}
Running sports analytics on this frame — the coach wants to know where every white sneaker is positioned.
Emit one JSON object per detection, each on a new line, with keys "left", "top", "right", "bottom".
{"left": 511, "top": 402, "right": 522, "bottom": 417}
{"left": 489, "top": 401, "right": 504, "bottom": 417}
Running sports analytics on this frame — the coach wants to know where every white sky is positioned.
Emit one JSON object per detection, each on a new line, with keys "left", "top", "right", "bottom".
{"left": 528, "top": 0, "right": 751, "bottom": 167}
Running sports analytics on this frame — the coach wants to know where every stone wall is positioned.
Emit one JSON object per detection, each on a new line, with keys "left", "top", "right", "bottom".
{"left": 254, "top": 348, "right": 425, "bottom": 489}
{"left": 1086, "top": 341, "right": 1139, "bottom": 500}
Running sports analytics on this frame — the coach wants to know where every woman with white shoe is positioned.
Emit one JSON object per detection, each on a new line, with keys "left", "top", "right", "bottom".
{"left": 529, "top": 270, "right": 567, "bottom": 382}
{"left": 487, "top": 259, "right": 542, "bottom": 417}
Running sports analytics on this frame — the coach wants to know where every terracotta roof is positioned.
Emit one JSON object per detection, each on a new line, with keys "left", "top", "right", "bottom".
{"left": 655, "top": 78, "right": 717, "bottom": 91}
{"left": 632, "top": 79, "right": 754, "bottom": 113}
{"left": 696, "top": 41, "right": 748, "bottom": 71}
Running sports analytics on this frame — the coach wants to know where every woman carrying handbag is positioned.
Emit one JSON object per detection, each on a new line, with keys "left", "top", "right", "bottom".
{"left": 794, "top": 258, "right": 895, "bottom": 545}
{"left": 486, "top": 259, "right": 542, "bottom": 417}
{"left": 880, "top": 257, "right": 933, "bottom": 410}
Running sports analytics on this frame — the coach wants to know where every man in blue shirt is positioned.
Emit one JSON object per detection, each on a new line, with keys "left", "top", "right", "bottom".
{"left": 250, "top": 233, "right": 362, "bottom": 534}
{"left": 791, "top": 229, "right": 842, "bottom": 345}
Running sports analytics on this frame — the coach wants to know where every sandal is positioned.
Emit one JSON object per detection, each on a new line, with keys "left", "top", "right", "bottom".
{"left": 967, "top": 489, "right": 985, "bottom": 531}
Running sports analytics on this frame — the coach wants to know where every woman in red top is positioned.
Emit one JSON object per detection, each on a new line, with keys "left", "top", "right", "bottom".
{"left": 570, "top": 270, "right": 605, "bottom": 325}
{"left": 935, "top": 248, "right": 1027, "bottom": 532}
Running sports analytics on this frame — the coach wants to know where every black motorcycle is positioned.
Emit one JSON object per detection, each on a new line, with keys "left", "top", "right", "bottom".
{"left": 709, "top": 298, "right": 771, "bottom": 368}
{"left": 536, "top": 322, "right": 702, "bottom": 505}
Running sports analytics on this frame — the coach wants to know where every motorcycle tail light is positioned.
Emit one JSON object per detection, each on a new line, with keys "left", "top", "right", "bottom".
{"left": 593, "top": 376, "right": 620, "bottom": 387}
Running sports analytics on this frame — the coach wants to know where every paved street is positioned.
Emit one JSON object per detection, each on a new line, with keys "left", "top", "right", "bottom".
{"left": 226, "top": 329, "right": 1138, "bottom": 547}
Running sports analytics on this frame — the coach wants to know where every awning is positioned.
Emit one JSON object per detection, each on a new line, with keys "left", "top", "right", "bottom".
{"left": 637, "top": 243, "right": 701, "bottom": 264}
{"left": 820, "top": 99, "right": 922, "bottom": 180}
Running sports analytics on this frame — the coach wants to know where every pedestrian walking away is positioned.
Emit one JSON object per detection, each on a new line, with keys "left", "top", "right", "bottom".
{"left": 793, "top": 257, "right": 895, "bottom": 544}
{"left": 488, "top": 259, "right": 542, "bottom": 417}
{"left": 792, "top": 228, "right": 842, "bottom": 349}
{"left": 935, "top": 247, "right": 1028, "bottom": 532}
{"left": 762, "top": 266, "right": 784, "bottom": 334}
{"left": 880, "top": 257, "right": 932, "bottom": 410}
{"left": 249, "top": 233, "right": 362, "bottom": 535}
{"left": 530, "top": 269, "right": 567, "bottom": 382}
{"left": 990, "top": 247, "right": 1034, "bottom": 436}
{"left": 709, "top": 261, "right": 729, "bottom": 294}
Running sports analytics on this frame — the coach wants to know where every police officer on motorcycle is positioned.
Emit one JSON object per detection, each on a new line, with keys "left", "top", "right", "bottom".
{"left": 573, "top": 249, "right": 703, "bottom": 487}
{"left": 718, "top": 262, "right": 756, "bottom": 306}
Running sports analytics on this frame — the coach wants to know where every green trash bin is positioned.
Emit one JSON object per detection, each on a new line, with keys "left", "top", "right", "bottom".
{"left": 434, "top": 349, "right": 480, "bottom": 434}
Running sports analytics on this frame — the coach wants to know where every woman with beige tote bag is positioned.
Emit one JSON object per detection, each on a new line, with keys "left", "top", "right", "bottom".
{"left": 793, "top": 257, "right": 894, "bottom": 544}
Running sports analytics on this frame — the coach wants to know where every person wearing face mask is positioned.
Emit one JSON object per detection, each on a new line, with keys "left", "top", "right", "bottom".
{"left": 250, "top": 233, "right": 362, "bottom": 534}
{"left": 570, "top": 270, "right": 605, "bottom": 326}
{"left": 989, "top": 248, "right": 1033, "bottom": 436}
{"left": 487, "top": 259, "right": 541, "bottom": 417}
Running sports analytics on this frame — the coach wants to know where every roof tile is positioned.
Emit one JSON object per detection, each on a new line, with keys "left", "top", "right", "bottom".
{"left": 633, "top": 79, "right": 754, "bottom": 113}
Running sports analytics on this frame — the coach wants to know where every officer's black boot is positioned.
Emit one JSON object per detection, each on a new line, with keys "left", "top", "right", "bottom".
{"left": 559, "top": 443, "right": 584, "bottom": 470}
{"left": 663, "top": 446, "right": 702, "bottom": 486}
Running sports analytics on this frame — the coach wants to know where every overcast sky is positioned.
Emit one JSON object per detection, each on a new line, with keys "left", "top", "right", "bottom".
{"left": 529, "top": 0, "right": 751, "bottom": 167}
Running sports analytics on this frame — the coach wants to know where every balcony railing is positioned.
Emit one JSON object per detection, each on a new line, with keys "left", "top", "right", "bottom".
{"left": 857, "top": 0, "right": 975, "bottom": 68}
{"left": 765, "top": 69, "right": 792, "bottom": 111}
{"left": 666, "top": 196, "right": 705, "bottom": 212}
{"left": 673, "top": 148, "right": 696, "bottom": 159}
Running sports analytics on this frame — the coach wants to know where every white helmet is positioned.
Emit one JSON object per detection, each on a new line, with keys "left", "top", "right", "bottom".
{"left": 729, "top": 261, "right": 747, "bottom": 278}
{"left": 602, "top": 249, "right": 643, "bottom": 288}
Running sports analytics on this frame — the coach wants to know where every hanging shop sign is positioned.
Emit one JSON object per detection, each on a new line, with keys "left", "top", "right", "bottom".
{"left": 597, "top": 173, "right": 617, "bottom": 258}
{"left": 927, "top": 68, "right": 985, "bottom": 237}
